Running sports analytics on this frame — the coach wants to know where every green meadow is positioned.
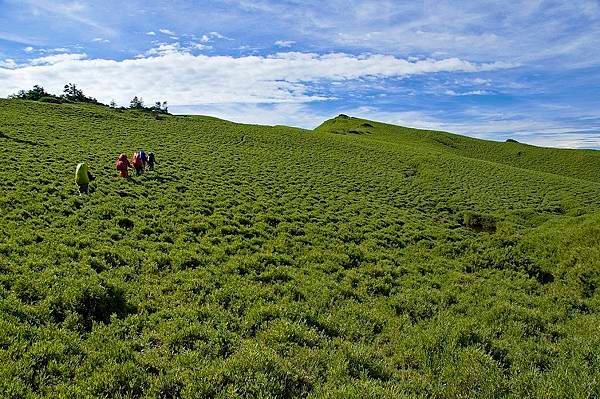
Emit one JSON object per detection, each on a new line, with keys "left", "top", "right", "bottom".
{"left": 1, "top": 99, "right": 599, "bottom": 398}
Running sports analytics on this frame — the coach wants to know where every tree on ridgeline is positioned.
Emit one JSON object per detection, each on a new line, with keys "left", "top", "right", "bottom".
{"left": 151, "top": 101, "right": 168, "bottom": 114}
{"left": 63, "top": 83, "right": 83, "bottom": 101}
{"left": 129, "top": 96, "right": 144, "bottom": 109}
{"left": 8, "top": 85, "right": 62, "bottom": 103}
{"left": 62, "top": 83, "right": 100, "bottom": 104}
{"left": 7, "top": 83, "right": 101, "bottom": 104}
{"left": 129, "top": 97, "right": 169, "bottom": 115}
{"left": 5, "top": 85, "right": 170, "bottom": 115}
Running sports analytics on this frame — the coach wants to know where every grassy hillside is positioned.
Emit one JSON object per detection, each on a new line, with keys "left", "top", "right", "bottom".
{"left": 316, "top": 114, "right": 600, "bottom": 183}
{"left": 1, "top": 100, "right": 599, "bottom": 398}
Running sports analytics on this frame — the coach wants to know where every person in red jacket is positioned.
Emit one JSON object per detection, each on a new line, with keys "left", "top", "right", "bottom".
{"left": 132, "top": 151, "right": 144, "bottom": 176}
{"left": 115, "top": 153, "right": 131, "bottom": 178}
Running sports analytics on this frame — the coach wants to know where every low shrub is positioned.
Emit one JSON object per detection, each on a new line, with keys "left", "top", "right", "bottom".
{"left": 38, "top": 96, "right": 62, "bottom": 104}
{"left": 462, "top": 211, "right": 497, "bottom": 233}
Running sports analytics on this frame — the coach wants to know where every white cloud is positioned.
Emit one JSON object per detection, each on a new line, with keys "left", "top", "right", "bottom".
{"left": 0, "top": 51, "right": 513, "bottom": 107}
{"left": 0, "top": 59, "right": 18, "bottom": 69}
{"left": 27, "top": 47, "right": 75, "bottom": 54}
{"left": 275, "top": 40, "right": 295, "bottom": 48}
{"left": 91, "top": 38, "right": 110, "bottom": 43}
{"left": 29, "top": 53, "right": 88, "bottom": 66}
{"left": 146, "top": 31, "right": 156, "bottom": 36}
{"left": 198, "top": 32, "right": 230, "bottom": 44}
{"left": 142, "top": 40, "right": 214, "bottom": 56}
{"left": 192, "top": 43, "right": 213, "bottom": 50}
{"left": 208, "top": 32, "right": 228, "bottom": 40}
{"left": 444, "top": 89, "right": 490, "bottom": 96}
{"left": 45, "top": 47, "right": 70, "bottom": 53}
{"left": 141, "top": 43, "right": 188, "bottom": 57}
{"left": 159, "top": 28, "right": 176, "bottom": 36}
{"left": 470, "top": 78, "right": 491, "bottom": 85}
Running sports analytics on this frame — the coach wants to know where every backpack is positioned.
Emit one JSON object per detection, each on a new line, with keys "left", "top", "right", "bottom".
{"left": 132, "top": 153, "right": 142, "bottom": 168}
{"left": 148, "top": 152, "right": 155, "bottom": 163}
{"left": 75, "top": 163, "right": 90, "bottom": 184}
{"left": 140, "top": 151, "right": 147, "bottom": 162}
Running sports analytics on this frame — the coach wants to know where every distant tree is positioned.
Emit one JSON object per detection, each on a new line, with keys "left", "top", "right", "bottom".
{"left": 63, "top": 83, "right": 82, "bottom": 101}
{"left": 148, "top": 100, "right": 169, "bottom": 116}
{"left": 130, "top": 96, "right": 144, "bottom": 109}
{"left": 61, "top": 83, "right": 100, "bottom": 104}
{"left": 8, "top": 85, "right": 56, "bottom": 101}
{"left": 128, "top": 97, "right": 169, "bottom": 115}
{"left": 149, "top": 101, "right": 168, "bottom": 113}
{"left": 110, "top": 100, "right": 117, "bottom": 108}
{"left": 7, "top": 83, "right": 103, "bottom": 105}
{"left": 30, "top": 85, "right": 49, "bottom": 100}
{"left": 8, "top": 90, "right": 27, "bottom": 99}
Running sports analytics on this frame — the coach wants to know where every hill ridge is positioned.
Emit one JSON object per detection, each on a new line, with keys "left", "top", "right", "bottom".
{"left": 315, "top": 114, "right": 600, "bottom": 183}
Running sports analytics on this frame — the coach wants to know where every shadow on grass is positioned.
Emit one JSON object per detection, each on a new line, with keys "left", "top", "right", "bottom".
{"left": 0, "top": 131, "right": 47, "bottom": 146}
{"left": 144, "top": 173, "right": 179, "bottom": 183}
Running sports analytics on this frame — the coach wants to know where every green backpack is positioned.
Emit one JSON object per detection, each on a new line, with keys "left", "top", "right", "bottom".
{"left": 75, "top": 163, "right": 90, "bottom": 185}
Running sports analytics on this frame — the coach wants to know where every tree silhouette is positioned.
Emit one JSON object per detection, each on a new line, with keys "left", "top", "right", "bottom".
{"left": 61, "top": 83, "right": 99, "bottom": 104}
{"left": 130, "top": 96, "right": 144, "bottom": 109}
{"left": 8, "top": 85, "right": 54, "bottom": 101}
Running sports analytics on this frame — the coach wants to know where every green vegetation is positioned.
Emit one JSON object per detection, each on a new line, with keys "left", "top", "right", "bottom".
{"left": 128, "top": 97, "right": 169, "bottom": 116}
{"left": 8, "top": 85, "right": 169, "bottom": 116}
{"left": 1, "top": 102, "right": 599, "bottom": 398}
{"left": 8, "top": 84, "right": 101, "bottom": 105}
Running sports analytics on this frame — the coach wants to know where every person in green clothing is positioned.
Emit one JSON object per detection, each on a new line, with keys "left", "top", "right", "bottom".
{"left": 75, "top": 162, "right": 95, "bottom": 195}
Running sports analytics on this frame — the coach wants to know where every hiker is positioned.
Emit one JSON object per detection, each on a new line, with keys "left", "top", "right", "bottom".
{"left": 75, "top": 162, "right": 95, "bottom": 195}
{"left": 140, "top": 150, "right": 148, "bottom": 169}
{"left": 132, "top": 151, "right": 144, "bottom": 176}
{"left": 147, "top": 151, "right": 156, "bottom": 171}
{"left": 115, "top": 153, "right": 131, "bottom": 178}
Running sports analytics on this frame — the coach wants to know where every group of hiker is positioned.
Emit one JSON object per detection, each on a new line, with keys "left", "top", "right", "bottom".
{"left": 116, "top": 150, "right": 156, "bottom": 178}
{"left": 75, "top": 150, "right": 157, "bottom": 195}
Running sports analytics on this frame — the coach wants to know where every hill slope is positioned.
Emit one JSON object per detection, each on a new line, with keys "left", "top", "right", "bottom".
{"left": 1, "top": 100, "right": 599, "bottom": 398}
{"left": 316, "top": 114, "right": 600, "bottom": 183}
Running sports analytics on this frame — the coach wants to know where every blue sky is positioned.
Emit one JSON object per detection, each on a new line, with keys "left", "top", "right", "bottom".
{"left": 1, "top": 0, "right": 599, "bottom": 148}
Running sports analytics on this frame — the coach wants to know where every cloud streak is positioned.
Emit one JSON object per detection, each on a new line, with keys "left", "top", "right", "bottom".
{"left": 275, "top": 40, "right": 295, "bottom": 48}
{"left": 159, "top": 28, "right": 176, "bottom": 36}
{"left": 15, "top": 0, "right": 116, "bottom": 36}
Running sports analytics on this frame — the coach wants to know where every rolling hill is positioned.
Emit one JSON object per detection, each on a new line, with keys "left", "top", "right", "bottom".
{"left": 1, "top": 99, "right": 599, "bottom": 398}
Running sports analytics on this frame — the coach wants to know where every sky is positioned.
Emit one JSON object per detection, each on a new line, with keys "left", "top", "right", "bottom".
{"left": 1, "top": 0, "right": 599, "bottom": 148}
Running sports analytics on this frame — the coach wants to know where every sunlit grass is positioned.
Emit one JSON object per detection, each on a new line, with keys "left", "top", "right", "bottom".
{"left": 1, "top": 100, "right": 599, "bottom": 398}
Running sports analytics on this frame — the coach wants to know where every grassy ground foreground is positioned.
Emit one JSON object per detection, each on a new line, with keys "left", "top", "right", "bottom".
{"left": 0, "top": 100, "right": 599, "bottom": 398}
